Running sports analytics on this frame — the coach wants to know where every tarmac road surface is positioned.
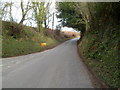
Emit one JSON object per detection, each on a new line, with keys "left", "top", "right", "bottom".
{"left": 2, "top": 38, "right": 94, "bottom": 88}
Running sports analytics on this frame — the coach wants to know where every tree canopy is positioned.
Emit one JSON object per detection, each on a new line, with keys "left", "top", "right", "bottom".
{"left": 56, "top": 2, "right": 120, "bottom": 33}
{"left": 56, "top": 2, "right": 85, "bottom": 32}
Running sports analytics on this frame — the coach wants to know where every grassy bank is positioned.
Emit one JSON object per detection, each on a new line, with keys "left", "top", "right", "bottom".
{"left": 55, "top": 2, "right": 120, "bottom": 88}
{"left": 78, "top": 23, "right": 120, "bottom": 88}
{"left": 2, "top": 21, "right": 67, "bottom": 58}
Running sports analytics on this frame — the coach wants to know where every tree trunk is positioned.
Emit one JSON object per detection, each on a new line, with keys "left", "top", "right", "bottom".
{"left": 52, "top": 13, "right": 54, "bottom": 30}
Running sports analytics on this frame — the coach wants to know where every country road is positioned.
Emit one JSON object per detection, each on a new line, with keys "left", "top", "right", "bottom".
{"left": 2, "top": 38, "right": 94, "bottom": 88}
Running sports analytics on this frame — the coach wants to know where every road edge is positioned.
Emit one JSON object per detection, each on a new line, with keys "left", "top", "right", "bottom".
{"left": 76, "top": 41, "right": 109, "bottom": 88}
{"left": 2, "top": 39, "right": 70, "bottom": 58}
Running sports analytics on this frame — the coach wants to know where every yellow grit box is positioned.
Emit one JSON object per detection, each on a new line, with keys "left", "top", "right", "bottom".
{"left": 40, "top": 43, "right": 47, "bottom": 46}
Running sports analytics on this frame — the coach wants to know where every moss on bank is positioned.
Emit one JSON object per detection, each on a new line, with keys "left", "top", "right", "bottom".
{"left": 79, "top": 23, "right": 120, "bottom": 88}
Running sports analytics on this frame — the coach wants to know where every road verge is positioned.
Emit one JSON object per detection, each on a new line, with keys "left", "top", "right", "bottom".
{"left": 77, "top": 41, "right": 109, "bottom": 88}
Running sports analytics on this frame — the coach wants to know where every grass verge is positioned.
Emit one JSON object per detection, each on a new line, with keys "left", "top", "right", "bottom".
{"left": 78, "top": 24, "right": 120, "bottom": 88}
{"left": 2, "top": 21, "right": 68, "bottom": 58}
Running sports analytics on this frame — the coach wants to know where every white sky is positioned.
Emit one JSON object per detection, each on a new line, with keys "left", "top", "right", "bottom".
{"left": 1, "top": 0, "right": 78, "bottom": 32}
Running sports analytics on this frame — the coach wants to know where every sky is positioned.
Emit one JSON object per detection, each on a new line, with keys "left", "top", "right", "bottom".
{"left": 1, "top": 0, "right": 78, "bottom": 32}
{"left": 4, "top": 0, "right": 117, "bottom": 32}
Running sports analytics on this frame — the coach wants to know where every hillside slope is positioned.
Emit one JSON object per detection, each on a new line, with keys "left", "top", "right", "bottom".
{"left": 78, "top": 16, "right": 120, "bottom": 88}
{"left": 2, "top": 21, "right": 68, "bottom": 58}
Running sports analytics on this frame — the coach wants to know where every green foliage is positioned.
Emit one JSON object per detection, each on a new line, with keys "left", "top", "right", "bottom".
{"left": 2, "top": 21, "right": 66, "bottom": 57}
{"left": 2, "top": 21, "right": 24, "bottom": 38}
{"left": 93, "top": 3, "right": 120, "bottom": 20}
{"left": 57, "top": 2, "right": 120, "bottom": 88}
{"left": 2, "top": 36, "right": 58, "bottom": 57}
{"left": 32, "top": 2, "right": 45, "bottom": 33}
{"left": 56, "top": 2, "right": 85, "bottom": 31}
{"left": 79, "top": 24, "right": 120, "bottom": 88}
{"left": 2, "top": 37, "right": 40, "bottom": 57}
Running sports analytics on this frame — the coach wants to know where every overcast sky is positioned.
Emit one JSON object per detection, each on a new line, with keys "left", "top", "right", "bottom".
{"left": 1, "top": 0, "right": 78, "bottom": 32}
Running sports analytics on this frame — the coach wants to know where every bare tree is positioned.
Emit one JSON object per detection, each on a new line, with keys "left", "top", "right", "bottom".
{"left": 19, "top": 0, "right": 32, "bottom": 24}
{"left": 44, "top": 2, "right": 52, "bottom": 29}
{"left": 32, "top": 2, "right": 45, "bottom": 33}
{"left": 52, "top": 12, "right": 54, "bottom": 30}
{"left": 0, "top": 2, "right": 13, "bottom": 21}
